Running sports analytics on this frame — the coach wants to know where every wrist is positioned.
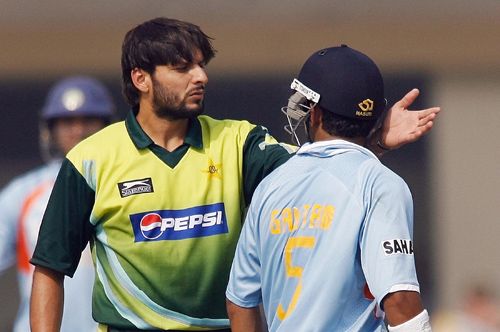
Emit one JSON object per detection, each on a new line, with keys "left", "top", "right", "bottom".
{"left": 376, "top": 139, "right": 390, "bottom": 151}
{"left": 388, "top": 309, "right": 432, "bottom": 332}
{"left": 366, "top": 129, "right": 390, "bottom": 157}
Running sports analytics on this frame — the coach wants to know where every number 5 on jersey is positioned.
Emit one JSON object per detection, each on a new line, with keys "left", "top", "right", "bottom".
{"left": 276, "top": 236, "right": 315, "bottom": 320}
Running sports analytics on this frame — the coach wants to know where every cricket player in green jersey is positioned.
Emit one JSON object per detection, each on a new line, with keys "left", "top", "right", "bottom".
{"left": 30, "top": 17, "right": 439, "bottom": 331}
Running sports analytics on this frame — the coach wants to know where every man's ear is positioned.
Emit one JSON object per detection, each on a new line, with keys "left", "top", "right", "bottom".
{"left": 131, "top": 68, "right": 151, "bottom": 93}
{"left": 309, "top": 105, "right": 322, "bottom": 128}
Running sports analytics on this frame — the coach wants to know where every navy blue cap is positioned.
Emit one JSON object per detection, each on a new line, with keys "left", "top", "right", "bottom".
{"left": 41, "top": 76, "right": 115, "bottom": 121}
{"left": 295, "top": 45, "right": 385, "bottom": 120}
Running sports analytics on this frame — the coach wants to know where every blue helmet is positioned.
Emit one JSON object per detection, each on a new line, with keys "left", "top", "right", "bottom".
{"left": 41, "top": 76, "right": 115, "bottom": 121}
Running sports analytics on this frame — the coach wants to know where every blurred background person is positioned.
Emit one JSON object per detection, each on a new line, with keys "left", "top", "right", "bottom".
{"left": 433, "top": 283, "right": 500, "bottom": 332}
{"left": 0, "top": 76, "right": 115, "bottom": 332}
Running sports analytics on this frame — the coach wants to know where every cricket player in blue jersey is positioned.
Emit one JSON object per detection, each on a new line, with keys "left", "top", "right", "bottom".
{"left": 226, "top": 45, "right": 433, "bottom": 331}
{"left": 0, "top": 76, "right": 115, "bottom": 332}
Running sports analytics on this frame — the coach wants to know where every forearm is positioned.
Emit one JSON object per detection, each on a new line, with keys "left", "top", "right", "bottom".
{"left": 30, "top": 265, "right": 65, "bottom": 332}
{"left": 226, "top": 299, "right": 264, "bottom": 332}
{"left": 383, "top": 291, "right": 426, "bottom": 327}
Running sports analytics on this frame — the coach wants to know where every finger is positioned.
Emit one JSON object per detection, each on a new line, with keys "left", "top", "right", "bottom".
{"left": 417, "top": 107, "right": 441, "bottom": 117}
{"left": 395, "top": 88, "right": 420, "bottom": 109}
{"left": 418, "top": 113, "right": 437, "bottom": 126}
{"left": 422, "top": 107, "right": 441, "bottom": 116}
{"left": 417, "top": 121, "right": 435, "bottom": 135}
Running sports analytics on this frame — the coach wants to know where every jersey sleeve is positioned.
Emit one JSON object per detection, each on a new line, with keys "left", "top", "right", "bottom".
{"left": 30, "top": 158, "right": 95, "bottom": 277}
{"left": 242, "top": 126, "right": 296, "bottom": 205}
{"left": 359, "top": 165, "right": 420, "bottom": 310}
{"left": 226, "top": 199, "right": 262, "bottom": 308}
{"left": 0, "top": 179, "right": 24, "bottom": 273}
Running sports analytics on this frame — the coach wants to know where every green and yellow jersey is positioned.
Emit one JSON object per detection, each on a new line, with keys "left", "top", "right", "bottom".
{"left": 31, "top": 111, "right": 295, "bottom": 330}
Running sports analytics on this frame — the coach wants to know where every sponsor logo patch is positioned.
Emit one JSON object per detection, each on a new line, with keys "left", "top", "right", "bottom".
{"left": 118, "top": 178, "right": 154, "bottom": 198}
{"left": 382, "top": 239, "right": 414, "bottom": 255}
{"left": 203, "top": 158, "right": 222, "bottom": 179}
{"left": 356, "top": 99, "right": 374, "bottom": 117}
{"left": 130, "top": 203, "right": 228, "bottom": 242}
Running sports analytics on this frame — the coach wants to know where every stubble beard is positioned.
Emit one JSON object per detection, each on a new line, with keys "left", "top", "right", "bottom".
{"left": 152, "top": 81, "right": 204, "bottom": 121}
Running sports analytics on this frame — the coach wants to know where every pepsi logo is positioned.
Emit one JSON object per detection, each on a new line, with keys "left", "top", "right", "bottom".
{"left": 140, "top": 213, "right": 163, "bottom": 240}
{"left": 130, "top": 203, "right": 229, "bottom": 242}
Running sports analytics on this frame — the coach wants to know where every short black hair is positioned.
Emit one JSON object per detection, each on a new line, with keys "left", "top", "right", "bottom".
{"left": 121, "top": 17, "right": 216, "bottom": 106}
{"left": 320, "top": 107, "right": 376, "bottom": 138}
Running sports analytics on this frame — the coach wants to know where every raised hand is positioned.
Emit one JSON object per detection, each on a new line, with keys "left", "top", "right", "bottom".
{"left": 380, "top": 88, "right": 441, "bottom": 150}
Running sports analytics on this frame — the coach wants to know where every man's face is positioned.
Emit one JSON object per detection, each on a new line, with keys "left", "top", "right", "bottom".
{"left": 151, "top": 50, "right": 208, "bottom": 120}
{"left": 52, "top": 116, "right": 107, "bottom": 155}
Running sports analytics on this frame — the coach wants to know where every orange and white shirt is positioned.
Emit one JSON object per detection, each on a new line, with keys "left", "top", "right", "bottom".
{"left": 0, "top": 160, "right": 96, "bottom": 332}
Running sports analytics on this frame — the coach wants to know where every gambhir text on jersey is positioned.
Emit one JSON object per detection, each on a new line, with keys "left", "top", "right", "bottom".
{"left": 270, "top": 204, "right": 335, "bottom": 235}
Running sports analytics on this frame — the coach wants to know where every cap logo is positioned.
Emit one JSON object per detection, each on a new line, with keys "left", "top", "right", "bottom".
{"left": 290, "top": 79, "right": 320, "bottom": 103}
{"left": 356, "top": 99, "right": 374, "bottom": 117}
{"left": 62, "top": 88, "right": 85, "bottom": 111}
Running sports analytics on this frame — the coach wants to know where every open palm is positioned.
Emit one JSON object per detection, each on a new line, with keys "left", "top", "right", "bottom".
{"left": 382, "top": 88, "right": 441, "bottom": 149}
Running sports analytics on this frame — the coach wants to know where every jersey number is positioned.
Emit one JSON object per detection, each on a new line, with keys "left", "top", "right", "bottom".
{"left": 276, "top": 236, "right": 315, "bottom": 321}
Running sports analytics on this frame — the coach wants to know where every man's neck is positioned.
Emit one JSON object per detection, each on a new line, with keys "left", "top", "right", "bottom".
{"left": 136, "top": 106, "right": 190, "bottom": 152}
{"left": 314, "top": 132, "right": 365, "bottom": 147}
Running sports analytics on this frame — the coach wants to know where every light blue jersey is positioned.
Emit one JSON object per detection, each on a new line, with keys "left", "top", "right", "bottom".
{"left": 0, "top": 161, "right": 96, "bottom": 332}
{"left": 226, "top": 140, "right": 420, "bottom": 332}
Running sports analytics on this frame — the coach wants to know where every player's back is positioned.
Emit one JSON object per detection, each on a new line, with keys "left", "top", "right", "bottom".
{"left": 251, "top": 140, "right": 410, "bottom": 331}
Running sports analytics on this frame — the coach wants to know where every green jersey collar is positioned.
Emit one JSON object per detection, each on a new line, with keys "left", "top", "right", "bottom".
{"left": 125, "top": 109, "right": 203, "bottom": 150}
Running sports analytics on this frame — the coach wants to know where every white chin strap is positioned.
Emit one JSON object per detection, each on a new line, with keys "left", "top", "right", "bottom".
{"left": 280, "top": 91, "right": 314, "bottom": 145}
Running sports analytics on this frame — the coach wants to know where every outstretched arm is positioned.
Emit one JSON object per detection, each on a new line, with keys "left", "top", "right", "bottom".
{"left": 30, "top": 266, "right": 65, "bottom": 332}
{"left": 368, "top": 88, "right": 441, "bottom": 155}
